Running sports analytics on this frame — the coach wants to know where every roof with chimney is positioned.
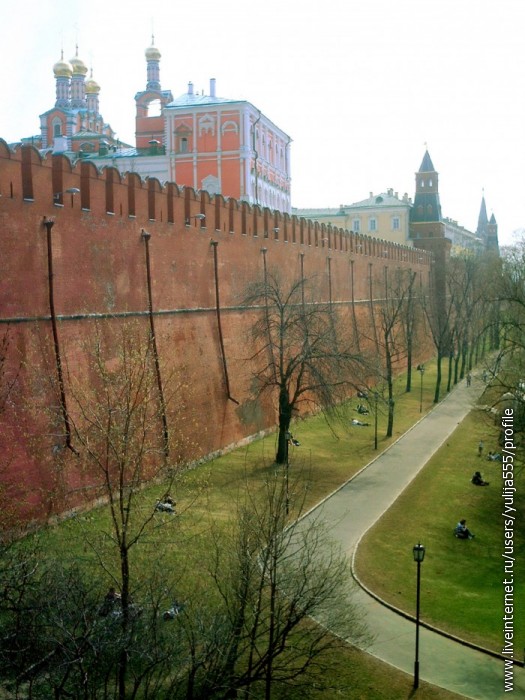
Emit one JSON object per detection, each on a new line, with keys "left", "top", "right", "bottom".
{"left": 167, "top": 93, "right": 243, "bottom": 109}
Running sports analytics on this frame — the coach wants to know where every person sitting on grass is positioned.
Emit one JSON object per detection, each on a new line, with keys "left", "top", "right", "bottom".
{"left": 455, "top": 519, "right": 475, "bottom": 539}
{"left": 163, "top": 599, "right": 184, "bottom": 620}
{"left": 487, "top": 451, "right": 502, "bottom": 461}
{"left": 352, "top": 418, "right": 370, "bottom": 427}
{"left": 471, "top": 471, "right": 489, "bottom": 486}
{"left": 99, "top": 587, "right": 122, "bottom": 617}
{"left": 155, "top": 496, "right": 176, "bottom": 513}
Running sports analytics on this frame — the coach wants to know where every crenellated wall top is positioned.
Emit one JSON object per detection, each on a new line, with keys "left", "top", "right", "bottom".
{"left": 0, "top": 140, "right": 432, "bottom": 266}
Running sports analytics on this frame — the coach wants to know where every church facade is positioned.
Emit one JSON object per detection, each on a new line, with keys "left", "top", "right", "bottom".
{"left": 34, "top": 40, "right": 291, "bottom": 214}
{"left": 37, "top": 47, "right": 123, "bottom": 156}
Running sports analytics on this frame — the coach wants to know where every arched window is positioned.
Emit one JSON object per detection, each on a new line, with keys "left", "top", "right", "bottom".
{"left": 175, "top": 124, "right": 192, "bottom": 153}
{"left": 53, "top": 119, "right": 62, "bottom": 137}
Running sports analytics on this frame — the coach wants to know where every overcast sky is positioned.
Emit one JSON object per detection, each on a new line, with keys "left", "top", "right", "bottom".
{"left": 2, "top": 0, "right": 523, "bottom": 246}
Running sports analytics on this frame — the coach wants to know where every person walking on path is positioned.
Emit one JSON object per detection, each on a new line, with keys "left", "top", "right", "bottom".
{"left": 466, "top": 372, "right": 472, "bottom": 387}
{"left": 478, "top": 439, "right": 484, "bottom": 457}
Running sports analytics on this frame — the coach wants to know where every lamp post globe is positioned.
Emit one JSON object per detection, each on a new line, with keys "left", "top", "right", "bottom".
{"left": 413, "top": 542, "right": 425, "bottom": 689}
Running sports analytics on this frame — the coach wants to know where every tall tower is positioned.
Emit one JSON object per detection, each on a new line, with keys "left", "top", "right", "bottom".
{"left": 476, "top": 193, "right": 499, "bottom": 254}
{"left": 410, "top": 150, "right": 443, "bottom": 228}
{"left": 134, "top": 37, "right": 173, "bottom": 150}
{"left": 410, "top": 149, "right": 450, "bottom": 320}
{"left": 145, "top": 40, "right": 161, "bottom": 90}
{"left": 477, "top": 192, "right": 489, "bottom": 242}
{"left": 486, "top": 213, "right": 500, "bottom": 254}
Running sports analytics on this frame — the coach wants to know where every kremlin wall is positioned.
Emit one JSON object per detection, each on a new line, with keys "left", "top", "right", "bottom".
{"left": 0, "top": 141, "right": 432, "bottom": 526}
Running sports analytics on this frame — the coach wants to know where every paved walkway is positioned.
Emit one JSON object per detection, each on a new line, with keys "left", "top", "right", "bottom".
{"left": 299, "top": 375, "right": 525, "bottom": 699}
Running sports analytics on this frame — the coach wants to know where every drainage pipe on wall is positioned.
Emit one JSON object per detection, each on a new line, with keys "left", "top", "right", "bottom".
{"left": 141, "top": 229, "right": 170, "bottom": 458}
{"left": 210, "top": 241, "right": 239, "bottom": 405}
{"left": 43, "top": 217, "right": 78, "bottom": 455}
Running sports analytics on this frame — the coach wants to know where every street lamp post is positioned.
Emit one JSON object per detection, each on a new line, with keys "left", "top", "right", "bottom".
{"left": 374, "top": 391, "right": 378, "bottom": 450}
{"left": 185, "top": 213, "right": 206, "bottom": 226}
{"left": 413, "top": 542, "right": 426, "bottom": 689}
{"left": 417, "top": 364, "right": 425, "bottom": 413}
{"left": 54, "top": 187, "right": 80, "bottom": 207}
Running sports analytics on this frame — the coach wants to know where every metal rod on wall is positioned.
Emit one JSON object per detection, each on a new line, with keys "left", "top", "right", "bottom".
{"left": 210, "top": 241, "right": 239, "bottom": 404}
{"left": 141, "top": 229, "right": 170, "bottom": 458}
{"left": 369, "top": 262, "right": 379, "bottom": 351}
{"left": 261, "top": 247, "right": 277, "bottom": 384}
{"left": 350, "top": 259, "right": 360, "bottom": 351}
{"left": 43, "top": 217, "right": 78, "bottom": 455}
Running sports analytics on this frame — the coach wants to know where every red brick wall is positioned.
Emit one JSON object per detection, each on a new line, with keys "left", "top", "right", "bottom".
{"left": 0, "top": 141, "right": 432, "bottom": 524}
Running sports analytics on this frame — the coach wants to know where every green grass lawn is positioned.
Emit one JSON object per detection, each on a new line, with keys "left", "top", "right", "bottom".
{"left": 355, "top": 397, "right": 525, "bottom": 654}
{"left": 29, "top": 358, "right": 469, "bottom": 698}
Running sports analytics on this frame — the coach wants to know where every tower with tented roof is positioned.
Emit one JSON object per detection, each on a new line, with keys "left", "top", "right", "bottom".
{"left": 476, "top": 192, "right": 499, "bottom": 254}
{"left": 134, "top": 37, "right": 173, "bottom": 151}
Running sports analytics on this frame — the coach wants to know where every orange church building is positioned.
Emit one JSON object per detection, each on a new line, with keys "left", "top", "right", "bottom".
{"left": 33, "top": 40, "right": 292, "bottom": 213}
{"left": 125, "top": 40, "right": 292, "bottom": 213}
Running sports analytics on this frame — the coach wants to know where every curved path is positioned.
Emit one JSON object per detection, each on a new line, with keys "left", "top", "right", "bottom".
{"left": 299, "top": 375, "right": 524, "bottom": 699}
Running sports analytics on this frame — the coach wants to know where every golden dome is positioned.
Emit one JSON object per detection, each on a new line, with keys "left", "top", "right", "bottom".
{"left": 70, "top": 48, "right": 88, "bottom": 75}
{"left": 53, "top": 52, "right": 73, "bottom": 78}
{"left": 85, "top": 77, "right": 100, "bottom": 94}
{"left": 145, "top": 44, "right": 161, "bottom": 61}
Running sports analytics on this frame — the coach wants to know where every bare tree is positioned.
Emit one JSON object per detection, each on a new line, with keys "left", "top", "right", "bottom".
{"left": 62, "top": 322, "right": 185, "bottom": 700}
{"left": 363, "top": 267, "right": 414, "bottom": 438}
{"left": 402, "top": 269, "right": 419, "bottom": 393}
{"left": 0, "top": 325, "right": 21, "bottom": 537}
{"left": 422, "top": 268, "right": 455, "bottom": 404}
{"left": 488, "top": 242, "right": 525, "bottom": 442}
{"left": 178, "top": 472, "right": 368, "bottom": 699}
{"left": 244, "top": 270, "right": 363, "bottom": 464}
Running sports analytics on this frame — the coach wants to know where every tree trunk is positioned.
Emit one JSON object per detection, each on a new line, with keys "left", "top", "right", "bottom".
{"left": 385, "top": 343, "right": 394, "bottom": 438}
{"left": 446, "top": 352, "right": 453, "bottom": 393}
{"left": 276, "top": 388, "right": 291, "bottom": 464}
{"left": 118, "top": 541, "right": 130, "bottom": 700}
{"left": 434, "top": 353, "right": 442, "bottom": 403}
{"left": 454, "top": 352, "right": 461, "bottom": 386}
{"left": 405, "top": 340, "right": 412, "bottom": 393}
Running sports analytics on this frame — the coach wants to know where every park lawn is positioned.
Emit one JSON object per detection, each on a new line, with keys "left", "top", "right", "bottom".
{"left": 28, "top": 359, "right": 471, "bottom": 697}
{"left": 355, "top": 406, "right": 525, "bottom": 654}
{"left": 39, "top": 360, "right": 438, "bottom": 574}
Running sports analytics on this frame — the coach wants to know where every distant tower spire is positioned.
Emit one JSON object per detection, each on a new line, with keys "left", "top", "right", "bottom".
{"left": 410, "top": 148, "right": 442, "bottom": 223}
{"left": 477, "top": 191, "right": 489, "bottom": 231}
{"left": 477, "top": 191, "right": 499, "bottom": 253}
